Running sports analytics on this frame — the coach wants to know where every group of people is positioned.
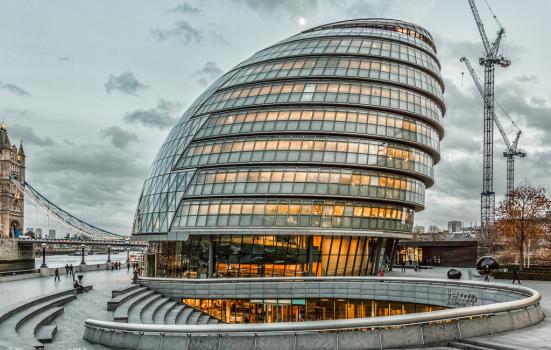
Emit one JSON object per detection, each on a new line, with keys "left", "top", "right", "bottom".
{"left": 110, "top": 261, "right": 126, "bottom": 270}
{"left": 54, "top": 264, "right": 78, "bottom": 282}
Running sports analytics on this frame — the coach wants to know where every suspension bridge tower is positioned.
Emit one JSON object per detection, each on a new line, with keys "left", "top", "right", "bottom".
{"left": 0, "top": 123, "right": 25, "bottom": 238}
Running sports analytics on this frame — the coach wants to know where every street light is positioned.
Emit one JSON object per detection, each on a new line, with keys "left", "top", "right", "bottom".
{"left": 40, "top": 243, "right": 47, "bottom": 268}
{"left": 80, "top": 244, "right": 86, "bottom": 265}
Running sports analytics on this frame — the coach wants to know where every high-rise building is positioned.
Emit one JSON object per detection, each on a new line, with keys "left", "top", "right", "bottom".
{"left": 132, "top": 19, "right": 445, "bottom": 278}
{"left": 35, "top": 228, "right": 43, "bottom": 239}
{"left": 0, "top": 124, "right": 25, "bottom": 238}
{"left": 447, "top": 220, "right": 462, "bottom": 233}
{"left": 413, "top": 225, "right": 425, "bottom": 234}
{"left": 48, "top": 229, "right": 56, "bottom": 240}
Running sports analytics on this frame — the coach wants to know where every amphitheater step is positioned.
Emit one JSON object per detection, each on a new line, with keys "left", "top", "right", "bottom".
{"left": 107, "top": 286, "right": 148, "bottom": 311}
{"left": 111, "top": 284, "right": 141, "bottom": 298}
{"left": 113, "top": 290, "right": 155, "bottom": 322}
{"left": 127, "top": 293, "right": 162, "bottom": 323}
{"left": 153, "top": 300, "right": 177, "bottom": 324}
{"left": 207, "top": 318, "right": 219, "bottom": 324}
{"left": 35, "top": 324, "right": 57, "bottom": 343}
{"left": 186, "top": 310, "right": 202, "bottom": 325}
{"left": 197, "top": 315, "right": 211, "bottom": 325}
{"left": 175, "top": 307, "right": 194, "bottom": 324}
{"left": 142, "top": 297, "right": 170, "bottom": 324}
{"left": 165, "top": 304, "right": 186, "bottom": 324}
{"left": 18, "top": 306, "right": 64, "bottom": 347}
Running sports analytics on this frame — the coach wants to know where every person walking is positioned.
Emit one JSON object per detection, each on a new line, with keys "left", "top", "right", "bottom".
{"left": 54, "top": 268, "right": 60, "bottom": 282}
{"left": 127, "top": 262, "right": 130, "bottom": 271}
{"left": 512, "top": 269, "right": 522, "bottom": 284}
{"left": 70, "top": 264, "right": 75, "bottom": 281}
{"left": 401, "top": 261, "right": 406, "bottom": 272}
{"left": 65, "top": 264, "right": 69, "bottom": 276}
{"left": 484, "top": 266, "right": 490, "bottom": 282}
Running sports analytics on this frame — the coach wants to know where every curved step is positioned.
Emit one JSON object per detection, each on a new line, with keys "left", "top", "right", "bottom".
{"left": 186, "top": 311, "right": 202, "bottom": 325}
{"left": 197, "top": 315, "right": 211, "bottom": 325}
{"left": 128, "top": 293, "right": 161, "bottom": 324}
{"left": 165, "top": 304, "right": 186, "bottom": 324}
{"left": 142, "top": 297, "right": 170, "bottom": 324}
{"left": 4, "top": 294, "right": 75, "bottom": 332}
{"left": 207, "top": 318, "right": 219, "bottom": 324}
{"left": 17, "top": 306, "right": 64, "bottom": 348}
{"left": 107, "top": 286, "right": 148, "bottom": 311}
{"left": 153, "top": 300, "right": 177, "bottom": 324}
{"left": 175, "top": 307, "right": 194, "bottom": 325}
{"left": 114, "top": 290, "right": 155, "bottom": 322}
{"left": 0, "top": 288, "right": 75, "bottom": 323}
{"left": 112, "top": 284, "right": 141, "bottom": 298}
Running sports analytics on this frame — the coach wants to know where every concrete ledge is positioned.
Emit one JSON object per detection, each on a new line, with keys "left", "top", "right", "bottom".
{"left": 83, "top": 277, "right": 544, "bottom": 350}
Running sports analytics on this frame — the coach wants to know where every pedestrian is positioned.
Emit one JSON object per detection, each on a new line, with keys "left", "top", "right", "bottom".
{"left": 70, "top": 264, "right": 75, "bottom": 281}
{"left": 127, "top": 262, "right": 130, "bottom": 271}
{"left": 414, "top": 261, "right": 419, "bottom": 272}
{"left": 132, "top": 270, "right": 138, "bottom": 284}
{"left": 54, "top": 268, "right": 60, "bottom": 282}
{"left": 484, "top": 266, "right": 490, "bottom": 282}
{"left": 65, "top": 264, "right": 69, "bottom": 276}
{"left": 401, "top": 261, "right": 406, "bottom": 272}
{"left": 512, "top": 269, "right": 521, "bottom": 284}
{"left": 378, "top": 270, "right": 385, "bottom": 277}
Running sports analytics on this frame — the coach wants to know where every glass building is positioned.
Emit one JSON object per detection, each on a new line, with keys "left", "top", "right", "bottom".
{"left": 132, "top": 18, "right": 445, "bottom": 278}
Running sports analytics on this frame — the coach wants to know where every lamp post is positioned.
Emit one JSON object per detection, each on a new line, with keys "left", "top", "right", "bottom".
{"left": 107, "top": 245, "right": 111, "bottom": 263}
{"left": 40, "top": 243, "right": 47, "bottom": 268}
{"left": 80, "top": 244, "right": 86, "bottom": 265}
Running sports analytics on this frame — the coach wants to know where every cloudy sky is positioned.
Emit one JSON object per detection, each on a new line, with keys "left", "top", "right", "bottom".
{"left": 1, "top": 0, "right": 550, "bottom": 235}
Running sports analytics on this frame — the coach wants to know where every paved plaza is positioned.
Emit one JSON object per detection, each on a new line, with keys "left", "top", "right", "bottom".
{"left": 0, "top": 267, "right": 548, "bottom": 349}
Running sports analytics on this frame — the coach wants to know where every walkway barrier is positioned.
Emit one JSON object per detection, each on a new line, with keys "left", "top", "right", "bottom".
{"left": 83, "top": 277, "right": 544, "bottom": 350}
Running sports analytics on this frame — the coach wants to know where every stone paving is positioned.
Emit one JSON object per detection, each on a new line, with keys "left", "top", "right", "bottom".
{"left": 0, "top": 268, "right": 132, "bottom": 350}
{"left": 386, "top": 267, "right": 551, "bottom": 350}
{"left": 0, "top": 266, "right": 548, "bottom": 349}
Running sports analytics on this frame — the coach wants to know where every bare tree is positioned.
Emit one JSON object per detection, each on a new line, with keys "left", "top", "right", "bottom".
{"left": 496, "top": 185, "right": 551, "bottom": 270}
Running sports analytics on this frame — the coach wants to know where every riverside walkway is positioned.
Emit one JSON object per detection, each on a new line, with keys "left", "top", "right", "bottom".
{"left": 0, "top": 267, "right": 548, "bottom": 349}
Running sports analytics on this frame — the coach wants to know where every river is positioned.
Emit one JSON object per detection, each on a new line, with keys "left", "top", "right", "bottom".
{"left": 35, "top": 252, "right": 141, "bottom": 268}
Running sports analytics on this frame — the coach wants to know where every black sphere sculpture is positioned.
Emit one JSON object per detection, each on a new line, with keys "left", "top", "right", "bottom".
{"left": 447, "top": 268, "right": 462, "bottom": 279}
{"left": 476, "top": 256, "right": 499, "bottom": 274}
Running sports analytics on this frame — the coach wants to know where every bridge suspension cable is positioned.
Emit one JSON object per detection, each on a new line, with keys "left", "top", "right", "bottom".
{"left": 10, "top": 177, "right": 122, "bottom": 240}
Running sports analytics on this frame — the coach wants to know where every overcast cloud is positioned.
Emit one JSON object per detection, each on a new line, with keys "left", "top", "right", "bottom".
{"left": 1, "top": 0, "right": 550, "bottom": 234}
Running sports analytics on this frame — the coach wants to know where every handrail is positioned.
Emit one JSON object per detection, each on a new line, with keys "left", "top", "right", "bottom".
{"left": 85, "top": 277, "right": 541, "bottom": 334}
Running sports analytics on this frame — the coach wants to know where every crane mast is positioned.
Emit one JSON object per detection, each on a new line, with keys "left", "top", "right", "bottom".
{"left": 466, "top": 0, "right": 510, "bottom": 235}
{"left": 460, "top": 57, "right": 526, "bottom": 197}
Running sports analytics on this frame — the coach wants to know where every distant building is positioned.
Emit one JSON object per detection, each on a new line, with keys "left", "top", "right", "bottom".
{"left": 0, "top": 124, "right": 25, "bottom": 238}
{"left": 36, "top": 228, "right": 43, "bottom": 239}
{"left": 447, "top": 220, "right": 463, "bottom": 233}
{"left": 428, "top": 225, "right": 439, "bottom": 233}
{"left": 413, "top": 225, "right": 425, "bottom": 234}
{"left": 48, "top": 229, "right": 56, "bottom": 239}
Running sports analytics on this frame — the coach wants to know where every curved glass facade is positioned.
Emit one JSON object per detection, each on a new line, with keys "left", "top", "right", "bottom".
{"left": 133, "top": 18, "right": 445, "bottom": 278}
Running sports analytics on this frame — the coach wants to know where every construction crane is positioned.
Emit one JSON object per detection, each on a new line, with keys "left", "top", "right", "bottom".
{"left": 460, "top": 57, "right": 526, "bottom": 196}
{"left": 466, "top": 0, "right": 510, "bottom": 234}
